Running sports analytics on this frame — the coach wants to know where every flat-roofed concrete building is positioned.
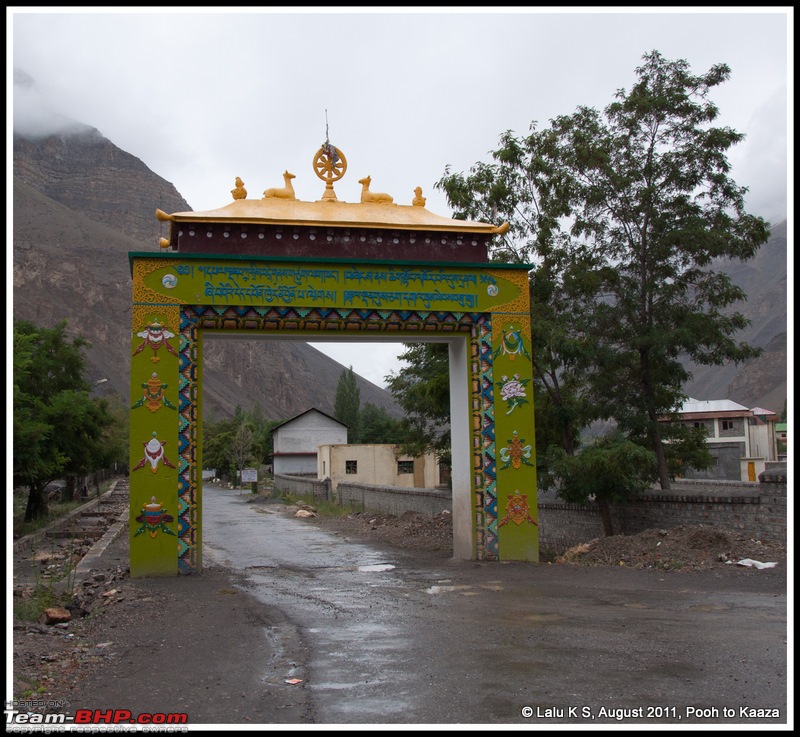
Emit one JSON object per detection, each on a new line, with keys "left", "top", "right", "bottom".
{"left": 318, "top": 443, "right": 442, "bottom": 495}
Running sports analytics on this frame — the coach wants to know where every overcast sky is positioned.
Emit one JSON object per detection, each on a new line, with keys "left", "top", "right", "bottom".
{"left": 8, "top": 7, "right": 792, "bottom": 388}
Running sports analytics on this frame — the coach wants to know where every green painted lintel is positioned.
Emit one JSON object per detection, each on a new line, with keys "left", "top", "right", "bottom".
{"left": 128, "top": 251, "right": 534, "bottom": 275}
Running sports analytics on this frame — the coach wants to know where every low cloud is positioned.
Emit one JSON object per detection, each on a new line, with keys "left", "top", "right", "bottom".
{"left": 13, "top": 68, "right": 92, "bottom": 139}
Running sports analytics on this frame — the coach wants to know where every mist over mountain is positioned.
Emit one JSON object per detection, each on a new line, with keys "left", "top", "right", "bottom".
{"left": 12, "top": 111, "right": 787, "bottom": 424}
{"left": 13, "top": 68, "right": 94, "bottom": 140}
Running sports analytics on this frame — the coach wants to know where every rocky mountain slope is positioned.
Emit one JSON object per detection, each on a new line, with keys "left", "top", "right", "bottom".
{"left": 12, "top": 128, "right": 403, "bottom": 422}
{"left": 12, "top": 125, "right": 787, "bottom": 421}
{"left": 683, "top": 218, "right": 787, "bottom": 414}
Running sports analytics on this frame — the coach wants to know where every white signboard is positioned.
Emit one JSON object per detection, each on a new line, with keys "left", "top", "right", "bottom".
{"left": 241, "top": 468, "right": 258, "bottom": 483}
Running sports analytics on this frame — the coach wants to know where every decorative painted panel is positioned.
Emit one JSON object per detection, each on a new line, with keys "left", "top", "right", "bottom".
{"left": 486, "top": 267, "right": 538, "bottom": 560}
{"left": 129, "top": 305, "right": 181, "bottom": 576}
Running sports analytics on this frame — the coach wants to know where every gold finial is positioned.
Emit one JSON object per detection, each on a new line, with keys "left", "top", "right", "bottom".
{"left": 231, "top": 177, "right": 247, "bottom": 200}
{"left": 155, "top": 209, "right": 173, "bottom": 222}
{"left": 159, "top": 237, "right": 171, "bottom": 249}
{"left": 313, "top": 111, "right": 347, "bottom": 201}
{"left": 313, "top": 144, "right": 347, "bottom": 201}
{"left": 412, "top": 186, "right": 426, "bottom": 207}
{"left": 263, "top": 171, "right": 297, "bottom": 200}
{"left": 358, "top": 175, "right": 394, "bottom": 204}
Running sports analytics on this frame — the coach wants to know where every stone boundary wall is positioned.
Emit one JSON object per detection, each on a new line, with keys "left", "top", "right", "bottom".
{"left": 13, "top": 483, "right": 119, "bottom": 555}
{"left": 336, "top": 482, "right": 452, "bottom": 517}
{"left": 538, "top": 478, "right": 787, "bottom": 558}
{"left": 273, "top": 473, "right": 332, "bottom": 501}
{"left": 274, "top": 474, "right": 787, "bottom": 558}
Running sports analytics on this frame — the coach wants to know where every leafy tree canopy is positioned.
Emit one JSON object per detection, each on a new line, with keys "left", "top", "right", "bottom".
{"left": 14, "top": 320, "right": 117, "bottom": 520}
{"left": 540, "top": 432, "right": 659, "bottom": 535}
{"left": 334, "top": 365, "right": 361, "bottom": 442}
{"left": 203, "top": 404, "right": 281, "bottom": 482}
{"left": 436, "top": 50, "right": 769, "bottom": 490}
{"left": 550, "top": 50, "right": 768, "bottom": 487}
{"left": 358, "top": 402, "right": 404, "bottom": 445}
{"left": 385, "top": 343, "right": 451, "bottom": 462}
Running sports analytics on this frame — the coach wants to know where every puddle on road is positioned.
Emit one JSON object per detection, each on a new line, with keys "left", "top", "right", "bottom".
{"left": 247, "top": 563, "right": 396, "bottom": 574}
{"left": 314, "top": 563, "right": 397, "bottom": 572}
{"left": 479, "top": 582, "right": 505, "bottom": 592}
{"left": 523, "top": 612, "right": 562, "bottom": 623}
{"left": 426, "top": 584, "right": 474, "bottom": 595}
{"left": 426, "top": 581, "right": 505, "bottom": 595}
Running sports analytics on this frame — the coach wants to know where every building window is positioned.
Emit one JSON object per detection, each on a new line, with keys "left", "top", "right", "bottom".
{"left": 721, "top": 420, "right": 734, "bottom": 431}
{"left": 345, "top": 460, "right": 358, "bottom": 474}
{"left": 397, "top": 460, "right": 414, "bottom": 475}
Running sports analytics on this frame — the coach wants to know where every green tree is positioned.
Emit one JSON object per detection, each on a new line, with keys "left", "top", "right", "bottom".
{"left": 203, "top": 406, "right": 281, "bottom": 481}
{"left": 203, "top": 417, "right": 238, "bottom": 481}
{"left": 437, "top": 125, "right": 599, "bottom": 457}
{"left": 334, "top": 366, "right": 361, "bottom": 443}
{"left": 242, "top": 401, "right": 279, "bottom": 467}
{"left": 438, "top": 50, "right": 769, "bottom": 490}
{"left": 252, "top": 419, "right": 280, "bottom": 469}
{"left": 656, "top": 422, "right": 713, "bottom": 481}
{"left": 97, "top": 396, "right": 129, "bottom": 471}
{"left": 358, "top": 402, "right": 404, "bottom": 445}
{"left": 385, "top": 343, "right": 451, "bottom": 462}
{"left": 13, "top": 320, "right": 116, "bottom": 521}
{"left": 229, "top": 420, "right": 256, "bottom": 485}
{"left": 548, "top": 50, "right": 769, "bottom": 488}
{"left": 540, "top": 432, "right": 659, "bottom": 536}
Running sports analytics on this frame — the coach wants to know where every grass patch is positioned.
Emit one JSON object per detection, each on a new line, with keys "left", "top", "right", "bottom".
{"left": 280, "top": 493, "right": 362, "bottom": 517}
{"left": 14, "top": 499, "right": 85, "bottom": 539}
{"left": 13, "top": 586, "right": 75, "bottom": 623}
{"left": 19, "top": 681, "right": 48, "bottom": 699}
{"left": 13, "top": 479, "right": 116, "bottom": 539}
{"left": 655, "top": 557, "right": 685, "bottom": 571}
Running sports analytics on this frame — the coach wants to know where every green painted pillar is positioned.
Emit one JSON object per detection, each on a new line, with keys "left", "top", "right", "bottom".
{"left": 129, "top": 293, "right": 181, "bottom": 577}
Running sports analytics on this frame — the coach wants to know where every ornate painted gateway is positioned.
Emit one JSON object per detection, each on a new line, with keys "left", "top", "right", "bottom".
{"left": 129, "top": 143, "right": 538, "bottom": 577}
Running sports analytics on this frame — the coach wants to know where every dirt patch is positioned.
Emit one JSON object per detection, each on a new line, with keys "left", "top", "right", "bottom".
{"left": 306, "top": 508, "right": 456, "bottom": 554}
{"left": 554, "top": 524, "right": 785, "bottom": 571}
{"left": 302, "top": 507, "right": 786, "bottom": 574}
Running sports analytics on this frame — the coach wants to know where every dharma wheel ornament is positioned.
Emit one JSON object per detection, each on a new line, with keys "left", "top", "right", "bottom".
{"left": 313, "top": 141, "right": 347, "bottom": 202}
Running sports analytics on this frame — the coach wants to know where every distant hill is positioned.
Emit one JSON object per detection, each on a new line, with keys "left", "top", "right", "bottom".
{"left": 682, "top": 219, "right": 787, "bottom": 415}
{"left": 12, "top": 129, "right": 403, "bottom": 422}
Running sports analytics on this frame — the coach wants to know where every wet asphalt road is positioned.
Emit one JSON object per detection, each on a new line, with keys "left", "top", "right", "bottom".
{"left": 201, "top": 487, "right": 789, "bottom": 728}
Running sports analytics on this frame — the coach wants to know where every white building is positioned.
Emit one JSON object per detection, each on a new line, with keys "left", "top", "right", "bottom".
{"left": 318, "top": 444, "right": 443, "bottom": 495}
{"left": 668, "top": 398, "right": 779, "bottom": 481}
{"left": 271, "top": 408, "right": 348, "bottom": 476}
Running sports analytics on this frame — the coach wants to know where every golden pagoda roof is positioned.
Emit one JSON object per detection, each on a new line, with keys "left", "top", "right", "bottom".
{"left": 156, "top": 197, "right": 508, "bottom": 235}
